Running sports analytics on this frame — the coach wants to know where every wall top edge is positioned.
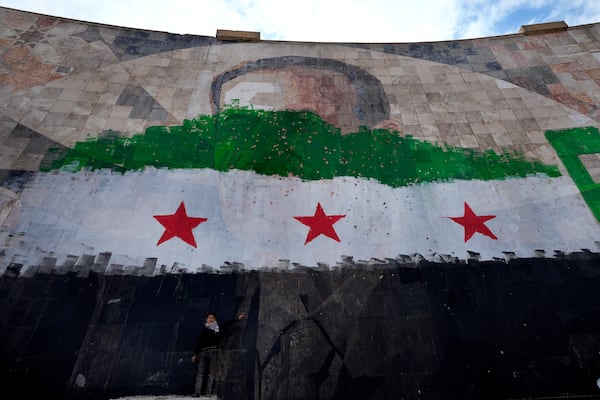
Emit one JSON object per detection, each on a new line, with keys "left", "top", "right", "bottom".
{"left": 2, "top": 5, "right": 599, "bottom": 47}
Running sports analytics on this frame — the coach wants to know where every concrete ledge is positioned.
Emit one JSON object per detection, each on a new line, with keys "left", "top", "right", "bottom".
{"left": 519, "top": 21, "right": 568, "bottom": 35}
{"left": 216, "top": 29, "right": 260, "bottom": 42}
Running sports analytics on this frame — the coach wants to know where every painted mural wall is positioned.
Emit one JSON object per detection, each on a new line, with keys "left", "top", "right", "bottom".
{"left": 1, "top": 10, "right": 600, "bottom": 271}
{"left": 2, "top": 6, "right": 600, "bottom": 400}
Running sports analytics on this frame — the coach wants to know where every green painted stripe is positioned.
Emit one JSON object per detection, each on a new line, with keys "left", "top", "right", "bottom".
{"left": 546, "top": 126, "right": 600, "bottom": 222}
{"left": 43, "top": 108, "right": 560, "bottom": 187}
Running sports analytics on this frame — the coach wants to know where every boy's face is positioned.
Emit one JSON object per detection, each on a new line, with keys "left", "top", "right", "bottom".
{"left": 206, "top": 314, "right": 216, "bottom": 323}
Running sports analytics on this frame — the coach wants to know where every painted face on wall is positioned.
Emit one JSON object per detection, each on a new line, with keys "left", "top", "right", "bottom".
{"left": 219, "top": 67, "right": 362, "bottom": 134}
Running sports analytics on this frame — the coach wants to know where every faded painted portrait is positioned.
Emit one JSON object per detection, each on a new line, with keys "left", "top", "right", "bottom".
{"left": 210, "top": 56, "right": 402, "bottom": 134}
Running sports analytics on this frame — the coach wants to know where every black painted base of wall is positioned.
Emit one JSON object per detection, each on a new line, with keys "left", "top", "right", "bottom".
{"left": 2, "top": 253, "right": 600, "bottom": 399}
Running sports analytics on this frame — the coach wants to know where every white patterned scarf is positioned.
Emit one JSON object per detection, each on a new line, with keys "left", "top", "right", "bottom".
{"left": 205, "top": 321, "right": 220, "bottom": 333}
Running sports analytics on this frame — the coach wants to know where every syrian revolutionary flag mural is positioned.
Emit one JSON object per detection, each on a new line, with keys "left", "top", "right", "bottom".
{"left": 2, "top": 108, "right": 600, "bottom": 270}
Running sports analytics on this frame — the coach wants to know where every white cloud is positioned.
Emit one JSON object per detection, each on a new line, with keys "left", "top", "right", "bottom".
{"left": 0, "top": 0, "right": 598, "bottom": 42}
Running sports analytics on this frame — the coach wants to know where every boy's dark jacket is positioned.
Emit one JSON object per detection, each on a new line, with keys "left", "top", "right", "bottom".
{"left": 194, "top": 319, "right": 237, "bottom": 354}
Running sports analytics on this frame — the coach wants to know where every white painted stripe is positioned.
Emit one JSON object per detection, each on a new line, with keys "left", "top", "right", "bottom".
{"left": 1, "top": 169, "right": 599, "bottom": 270}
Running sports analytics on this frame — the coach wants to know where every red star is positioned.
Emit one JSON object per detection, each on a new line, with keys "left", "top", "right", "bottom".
{"left": 153, "top": 201, "right": 207, "bottom": 248}
{"left": 294, "top": 202, "right": 346, "bottom": 245}
{"left": 447, "top": 202, "right": 498, "bottom": 242}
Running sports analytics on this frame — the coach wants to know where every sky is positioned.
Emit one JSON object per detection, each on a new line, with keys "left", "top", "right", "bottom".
{"left": 1, "top": 0, "right": 599, "bottom": 43}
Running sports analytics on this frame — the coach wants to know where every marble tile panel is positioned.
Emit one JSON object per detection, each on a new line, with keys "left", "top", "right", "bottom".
{"left": 32, "top": 42, "right": 64, "bottom": 65}
{"left": 41, "top": 111, "right": 71, "bottom": 127}
{"left": 485, "top": 70, "right": 509, "bottom": 81}
{"left": 499, "top": 87, "right": 522, "bottom": 99}
{"left": 459, "top": 135, "right": 478, "bottom": 148}
{"left": 481, "top": 109, "right": 500, "bottom": 122}
{"left": 143, "top": 74, "right": 167, "bottom": 86}
{"left": 408, "top": 92, "right": 428, "bottom": 105}
{"left": 457, "top": 100, "right": 483, "bottom": 113}
{"left": 85, "top": 80, "right": 108, "bottom": 92}
{"left": 454, "top": 122, "right": 473, "bottom": 136}
{"left": 381, "top": 66, "right": 405, "bottom": 77}
{"left": 465, "top": 111, "right": 484, "bottom": 123}
{"left": 435, "top": 122, "right": 455, "bottom": 137}
{"left": 109, "top": 105, "right": 132, "bottom": 119}
{"left": 470, "top": 122, "right": 489, "bottom": 135}
{"left": 104, "top": 117, "right": 129, "bottom": 131}
{"left": 471, "top": 63, "right": 490, "bottom": 73}
{"left": 84, "top": 115, "right": 107, "bottom": 132}
{"left": 471, "top": 89, "right": 489, "bottom": 100}
{"left": 0, "top": 116, "right": 18, "bottom": 137}
{"left": 438, "top": 100, "right": 457, "bottom": 114}
{"left": 127, "top": 63, "right": 152, "bottom": 77}
{"left": 124, "top": 119, "right": 147, "bottom": 134}
{"left": 487, "top": 121, "right": 507, "bottom": 134}
{"left": 511, "top": 106, "right": 534, "bottom": 119}
{"left": 176, "top": 73, "right": 200, "bottom": 89}
{"left": 52, "top": 127, "right": 81, "bottom": 146}
{"left": 497, "top": 109, "right": 518, "bottom": 120}
{"left": 430, "top": 109, "right": 451, "bottom": 125}
{"left": 402, "top": 124, "right": 422, "bottom": 137}
{"left": 581, "top": 42, "right": 600, "bottom": 52}
{"left": 63, "top": 113, "right": 88, "bottom": 129}
{"left": 58, "top": 89, "right": 82, "bottom": 101}
{"left": 547, "top": 83, "right": 569, "bottom": 95}
{"left": 98, "top": 91, "right": 121, "bottom": 106}
{"left": 569, "top": 29, "right": 597, "bottom": 44}
{"left": 172, "top": 48, "right": 192, "bottom": 61}
{"left": 0, "top": 136, "right": 28, "bottom": 167}
{"left": 508, "top": 131, "right": 532, "bottom": 145}
{"left": 420, "top": 123, "right": 439, "bottom": 137}
{"left": 2, "top": 106, "right": 27, "bottom": 122}
{"left": 29, "top": 94, "right": 58, "bottom": 111}
{"left": 399, "top": 112, "right": 419, "bottom": 125}
{"left": 552, "top": 44, "right": 586, "bottom": 56}
{"left": 535, "top": 143, "right": 563, "bottom": 166}
{"left": 105, "top": 70, "right": 130, "bottom": 86}
{"left": 13, "top": 153, "right": 44, "bottom": 171}
{"left": 460, "top": 71, "right": 485, "bottom": 82}
{"left": 147, "top": 107, "right": 169, "bottom": 121}
{"left": 155, "top": 87, "right": 176, "bottom": 108}
{"left": 441, "top": 135, "right": 461, "bottom": 147}
{"left": 49, "top": 100, "right": 76, "bottom": 113}
{"left": 171, "top": 89, "right": 193, "bottom": 109}
{"left": 78, "top": 91, "right": 101, "bottom": 105}
{"left": 139, "top": 85, "right": 158, "bottom": 97}
{"left": 502, "top": 119, "right": 524, "bottom": 133}
{"left": 374, "top": 74, "right": 393, "bottom": 85}
{"left": 89, "top": 102, "right": 113, "bottom": 116}
{"left": 149, "top": 55, "right": 171, "bottom": 68}
{"left": 525, "top": 130, "right": 547, "bottom": 144}
{"left": 416, "top": 67, "right": 434, "bottom": 84}
{"left": 47, "top": 77, "right": 87, "bottom": 90}
{"left": 7, "top": 94, "right": 33, "bottom": 109}
{"left": 492, "top": 132, "right": 513, "bottom": 146}
{"left": 19, "top": 110, "right": 48, "bottom": 129}
{"left": 535, "top": 116, "right": 567, "bottom": 131}
{"left": 416, "top": 108, "right": 434, "bottom": 123}
{"left": 448, "top": 112, "right": 469, "bottom": 124}
{"left": 70, "top": 102, "right": 94, "bottom": 116}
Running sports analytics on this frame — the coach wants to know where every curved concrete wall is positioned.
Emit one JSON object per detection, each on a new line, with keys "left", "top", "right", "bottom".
{"left": 1, "top": 7, "right": 600, "bottom": 399}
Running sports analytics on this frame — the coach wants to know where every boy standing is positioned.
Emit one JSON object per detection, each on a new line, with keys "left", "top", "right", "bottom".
{"left": 192, "top": 311, "right": 246, "bottom": 397}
